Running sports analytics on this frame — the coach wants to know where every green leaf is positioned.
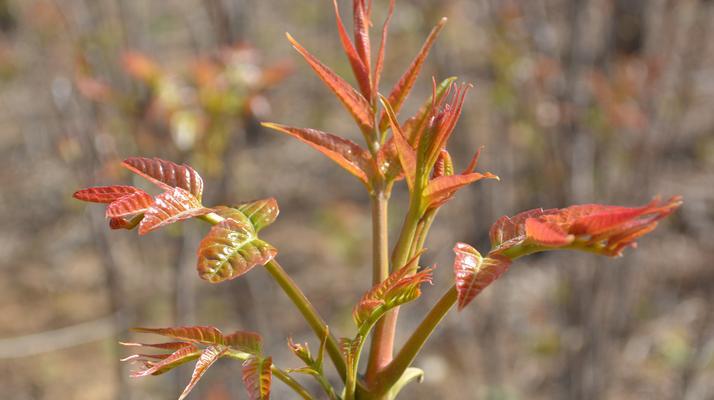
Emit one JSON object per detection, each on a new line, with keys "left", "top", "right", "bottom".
{"left": 196, "top": 218, "right": 277, "bottom": 283}
{"left": 386, "top": 367, "right": 425, "bottom": 399}
{"left": 214, "top": 197, "right": 280, "bottom": 233}
{"left": 242, "top": 356, "right": 272, "bottom": 400}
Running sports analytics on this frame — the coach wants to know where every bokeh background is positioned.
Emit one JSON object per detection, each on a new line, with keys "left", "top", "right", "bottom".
{"left": 0, "top": 0, "right": 712, "bottom": 399}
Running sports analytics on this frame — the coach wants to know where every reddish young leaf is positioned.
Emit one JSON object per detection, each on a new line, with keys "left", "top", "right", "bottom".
{"left": 424, "top": 171, "right": 498, "bottom": 209}
{"left": 373, "top": 0, "right": 396, "bottom": 97}
{"left": 120, "top": 341, "right": 194, "bottom": 351}
{"left": 332, "top": 0, "right": 371, "bottom": 99}
{"left": 178, "top": 346, "right": 229, "bottom": 400}
{"left": 109, "top": 214, "right": 144, "bottom": 230}
{"left": 380, "top": 96, "right": 417, "bottom": 190}
{"left": 224, "top": 331, "right": 263, "bottom": 355}
{"left": 73, "top": 185, "right": 141, "bottom": 203}
{"left": 353, "top": 0, "right": 372, "bottom": 83}
{"left": 285, "top": 33, "right": 374, "bottom": 132}
{"left": 242, "top": 356, "right": 272, "bottom": 400}
{"left": 382, "top": 18, "right": 447, "bottom": 120}
{"left": 353, "top": 251, "right": 433, "bottom": 327}
{"left": 262, "top": 123, "right": 372, "bottom": 187}
{"left": 399, "top": 76, "right": 458, "bottom": 143}
{"left": 453, "top": 243, "right": 511, "bottom": 310}
{"left": 128, "top": 344, "right": 202, "bottom": 377}
{"left": 489, "top": 196, "right": 682, "bottom": 258}
{"left": 138, "top": 188, "right": 211, "bottom": 235}
{"left": 122, "top": 157, "right": 204, "bottom": 200}
{"left": 421, "top": 83, "right": 472, "bottom": 169}
{"left": 196, "top": 218, "right": 277, "bottom": 283}
{"left": 133, "top": 326, "right": 226, "bottom": 345}
{"left": 105, "top": 190, "right": 154, "bottom": 218}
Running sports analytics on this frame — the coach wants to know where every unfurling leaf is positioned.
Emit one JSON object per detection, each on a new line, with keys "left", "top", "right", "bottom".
{"left": 332, "top": 0, "right": 371, "bottom": 99}
{"left": 380, "top": 96, "right": 417, "bottom": 191}
{"left": 288, "top": 337, "right": 313, "bottom": 366}
{"left": 489, "top": 196, "right": 682, "bottom": 258}
{"left": 353, "top": 251, "right": 433, "bottom": 327}
{"left": 399, "top": 77, "right": 458, "bottom": 142}
{"left": 109, "top": 214, "right": 143, "bottom": 230}
{"left": 285, "top": 33, "right": 374, "bottom": 132}
{"left": 262, "top": 123, "right": 372, "bottom": 187}
{"left": 73, "top": 185, "right": 142, "bottom": 203}
{"left": 380, "top": 17, "right": 447, "bottom": 128}
{"left": 373, "top": 0, "right": 396, "bottom": 97}
{"left": 138, "top": 188, "right": 211, "bottom": 235}
{"left": 105, "top": 190, "right": 154, "bottom": 218}
{"left": 178, "top": 346, "right": 229, "bottom": 400}
{"left": 453, "top": 243, "right": 511, "bottom": 310}
{"left": 197, "top": 218, "right": 277, "bottom": 283}
{"left": 126, "top": 344, "right": 202, "bottom": 377}
{"left": 214, "top": 197, "right": 280, "bottom": 233}
{"left": 122, "top": 157, "right": 204, "bottom": 200}
{"left": 242, "top": 356, "right": 272, "bottom": 400}
{"left": 132, "top": 326, "right": 226, "bottom": 345}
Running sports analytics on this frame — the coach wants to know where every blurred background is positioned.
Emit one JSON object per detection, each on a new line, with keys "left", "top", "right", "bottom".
{"left": 0, "top": 0, "right": 712, "bottom": 399}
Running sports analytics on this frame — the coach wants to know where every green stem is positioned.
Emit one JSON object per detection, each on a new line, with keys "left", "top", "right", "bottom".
{"left": 197, "top": 213, "right": 349, "bottom": 386}
{"left": 264, "top": 260, "right": 348, "bottom": 381}
{"left": 372, "top": 286, "right": 457, "bottom": 396}
{"left": 225, "top": 351, "right": 314, "bottom": 400}
{"left": 272, "top": 366, "right": 316, "bottom": 400}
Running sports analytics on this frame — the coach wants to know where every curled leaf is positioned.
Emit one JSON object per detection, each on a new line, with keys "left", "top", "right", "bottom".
{"left": 242, "top": 356, "right": 272, "bottom": 400}
{"left": 197, "top": 218, "right": 277, "bottom": 283}
{"left": 453, "top": 243, "right": 511, "bottom": 310}
{"left": 122, "top": 157, "right": 204, "bottom": 200}
{"left": 126, "top": 344, "right": 202, "bottom": 377}
{"left": 353, "top": 251, "right": 433, "bottom": 327}
{"left": 489, "top": 196, "right": 682, "bottom": 257}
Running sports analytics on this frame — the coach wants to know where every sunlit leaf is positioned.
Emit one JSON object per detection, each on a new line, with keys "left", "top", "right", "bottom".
{"left": 399, "top": 77, "right": 458, "bottom": 142}
{"left": 73, "top": 185, "right": 141, "bottom": 203}
{"left": 453, "top": 243, "right": 511, "bottom": 310}
{"left": 224, "top": 331, "right": 263, "bottom": 355}
{"left": 423, "top": 172, "right": 498, "bottom": 210}
{"left": 197, "top": 218, "right": 277, "bottom": 283}
{"left": 242, "top": 356, "right": 272, "bottom": 400}
{"left": 373, "top": 0, "right": 395, "bottom": 97}
{"left": 332, "top": 0, "right": 371, "bottom": 98}
{"left": 489, "top": 196, "right": 682, "bottom": 258}
{"left": 109, "top": 214, "right": 143, "bottom": 230}
{"left": 127, "top": 344, "right": 202, "bottom": 377}
{"left": 132, "top": 326, "right": 225, "bottom": 345}
{"left": 352, "top": 0, "right": 372, "bottom": 88}
{"left": 380, "top": 96, "right": 416, "bottom": 190}
{"left": 138, "top": 188, "right": 211, "bottom": 235}
{"left": 382, "top": 18, "right": 447, "bottom": 119}
{"left": 353, "top": 251, "right": 433, "bottom": 327}
{"left": 105, "top": 190, "right": 154, "bottom": 218}
{"left": 122, "top": 157, "right": 204, "bottom": 200}
{"left": 178, "top": 346, "right": 229, "bottom": 400}
{"left": 262, "top": 123, "right": 372, "bottom": 187}
{"left": 285, "top": 33, "right": 374, "bottom": 132}
{"left": 215, "top": 198, "right": 279, "bottom": 233}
